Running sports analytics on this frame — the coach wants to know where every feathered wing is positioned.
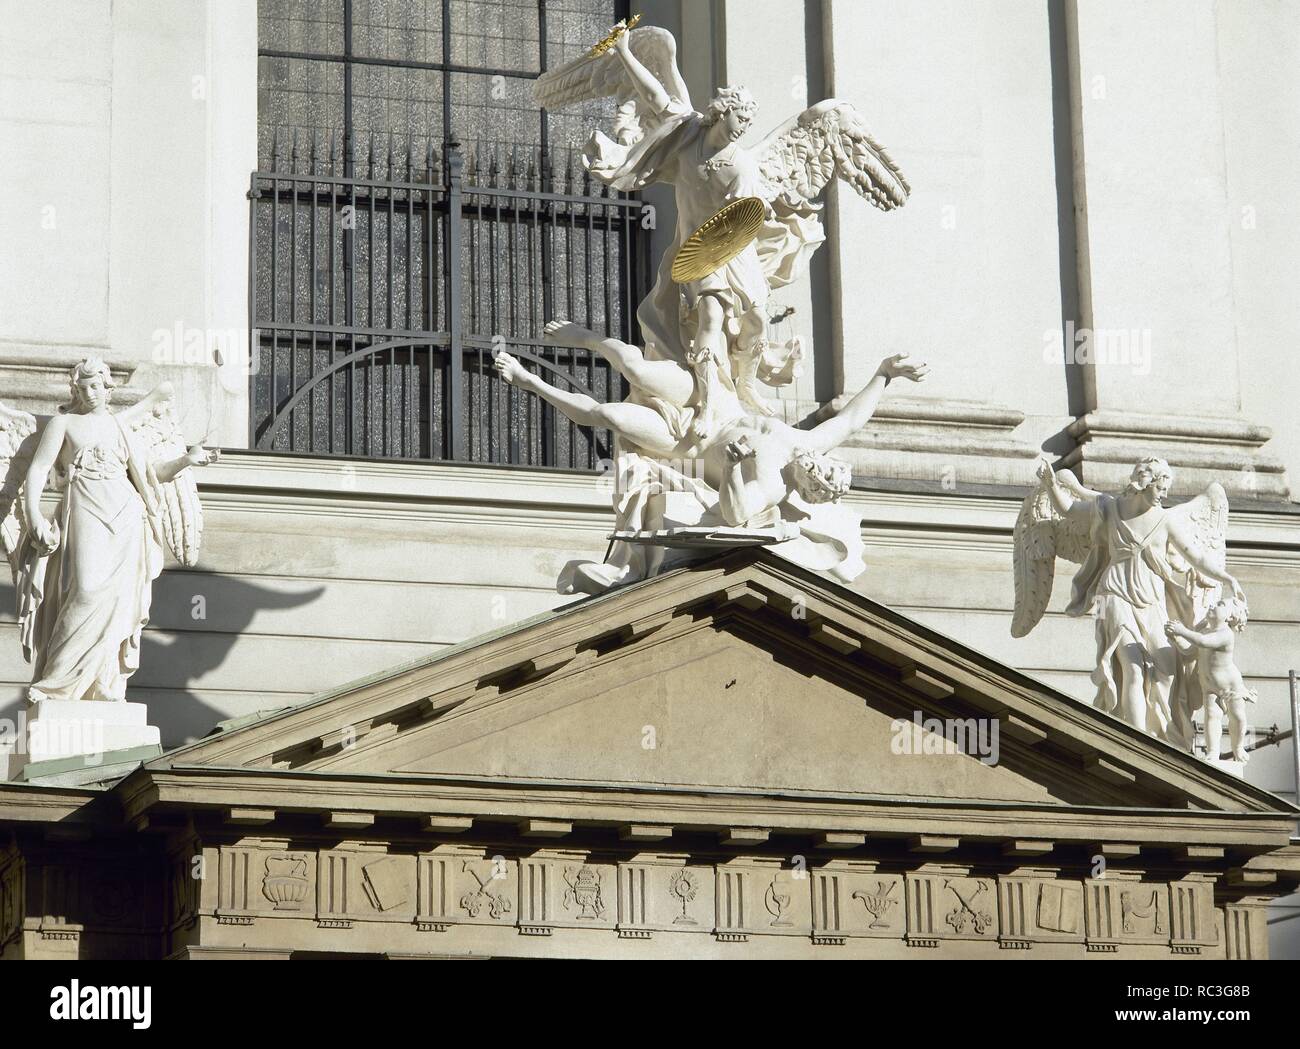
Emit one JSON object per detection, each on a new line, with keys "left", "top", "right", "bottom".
{"left": 124, "top": 391, "right": 204, "bottom": 567}
{"left": 755, "top": 99, "right": 910, "bottom": 214}
{"left": 0, "top": 400, "right": 38, "bottom": 575}
{"left": 1010, "top": 471, "right": 1100, "bottom": 638}
{"left": 1166, "top": 483, "right": 1230, "bottom": 621}
{"left": 534, "top": 26, "right": 691, "bottom": 144}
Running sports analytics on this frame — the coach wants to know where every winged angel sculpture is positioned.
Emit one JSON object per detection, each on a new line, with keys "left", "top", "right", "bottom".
{"left": 534, "top": 22, "right": 909, "bottom": 436}
{"left": 1012, "top": 456, "right": 1246, "bottom": 754}
{"left": 0, "top": 359, "right": 217, "bottom": 705}
{"left": 517, "top": 20, "right": 918, "bottom": 593}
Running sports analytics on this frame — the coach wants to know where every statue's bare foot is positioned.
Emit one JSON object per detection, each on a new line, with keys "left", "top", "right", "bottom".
{"left": 1232, "top": 746, "right": 1250, "bottom": 764}
{"left": 493, "top": 350, "right": 529, "bottom": 387}
{"left": 544, "top": 319, "right": 593, "bottom": 346}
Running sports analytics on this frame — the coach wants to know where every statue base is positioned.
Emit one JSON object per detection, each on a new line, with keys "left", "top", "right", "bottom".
{"left": 611, "top": 523, "right": 801, "bottom": 549}
{"left": 4, "top": 699, "right": 162, "bottom": 782}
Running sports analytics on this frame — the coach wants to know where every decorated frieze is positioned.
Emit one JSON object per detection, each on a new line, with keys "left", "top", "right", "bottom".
{"left": 196, "top": 841, "right": 1238, "bottom": 955}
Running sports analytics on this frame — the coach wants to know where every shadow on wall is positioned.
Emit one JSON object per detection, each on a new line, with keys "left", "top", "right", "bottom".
{"left": 0, "top": 575, "right": 325, "bottom": 750}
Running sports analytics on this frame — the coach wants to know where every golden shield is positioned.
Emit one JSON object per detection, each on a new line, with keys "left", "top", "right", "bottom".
{"left": 670, "top": 196, "right": 766, "bottom": 284}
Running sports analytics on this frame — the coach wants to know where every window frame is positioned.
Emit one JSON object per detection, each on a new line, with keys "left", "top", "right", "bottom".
{"left": 257, "top": 0, "right": 630, "bottom": 174}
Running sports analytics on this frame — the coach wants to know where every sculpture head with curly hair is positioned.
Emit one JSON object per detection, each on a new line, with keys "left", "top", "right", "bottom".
{"left": 1125, "top": 456, "right": 1173, "bottom": 506}
{"left": 61, "top": 357, "right": 116, "bottom": 414}
{"left": 702, "top": 85, "right": 757, "bottom": 143}
{"left": 788, "top": 449, "right": 853, "bottom": 505}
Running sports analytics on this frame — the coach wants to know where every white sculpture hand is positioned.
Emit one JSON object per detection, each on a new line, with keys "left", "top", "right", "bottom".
{"left": 726, "top": 436, "right": 756, "bottom": 462}
{"left": 185, "top": 446, "right": 220, "bottom": 469}
{"left": 32, "top": 516, "right": 59, "bottom": 554}
{"left": 1035, "top": 456, "right": 1057, "bottom": 487}
{"left": 877, "top": 353, "right": 930, "bottom": 383}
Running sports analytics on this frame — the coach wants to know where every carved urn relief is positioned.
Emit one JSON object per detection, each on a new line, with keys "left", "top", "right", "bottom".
{"left": 262, "top": 855, "right": 310, "bottom": 911}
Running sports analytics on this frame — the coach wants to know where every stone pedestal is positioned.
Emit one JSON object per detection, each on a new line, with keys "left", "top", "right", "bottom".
{"left": 5, "top": 700, "right": 161, "bottom": 782}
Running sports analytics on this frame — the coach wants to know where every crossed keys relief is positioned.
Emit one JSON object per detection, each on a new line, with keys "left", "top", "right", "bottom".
{"left": 944, "top": 878, "right": 994, "bottom": 935}
{"left": 460, "top": 859, "right": 512, "bottom": 920}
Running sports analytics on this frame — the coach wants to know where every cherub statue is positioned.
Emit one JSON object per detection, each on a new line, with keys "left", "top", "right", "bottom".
{"left": 493, "top": 320, "right": 928, "bottom": 593}
{"left": 1164, "top": 599, "right": 1257, "bottom": 764}
{"left": 0, "top": 358, "right": 217, "bottom": 704}
{"left": 534, "top": 23, "right": 909, "bottom": 439}
{"left": 1012, "top": 456, "right": 1244, "bottom": 748}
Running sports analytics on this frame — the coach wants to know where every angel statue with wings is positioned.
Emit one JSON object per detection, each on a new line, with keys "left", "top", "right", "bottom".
{"left": 1012, "top": 456, "right": 1245, "bottom": 752}
{"left": 0, "top": 359, "right": 217, "bottom": 706}
{"left": 534, "top": 22, "right": 909, "bottom": 443}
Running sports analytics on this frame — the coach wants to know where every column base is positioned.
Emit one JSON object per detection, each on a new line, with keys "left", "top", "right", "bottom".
{"left": 0, "top": 344, "right": 143, "bottom": 416}
{"left": 1063, "top": 410, "right": 1290, "bottom": 500}
{"left": 794, "top": 396, "right": 1041, "bottom": 488}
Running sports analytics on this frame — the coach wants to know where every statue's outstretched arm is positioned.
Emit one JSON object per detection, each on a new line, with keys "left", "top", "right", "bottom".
{"left": 1167, "top": 516, "right": 1243, "bottom": 599}
{"left": 803, "top": 354, "right": 928, "bottom": 454}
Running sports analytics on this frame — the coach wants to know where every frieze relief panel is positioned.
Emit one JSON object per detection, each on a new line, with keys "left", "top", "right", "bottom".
{"left": 812, "top": 865, "right": 903, "bottom": 944}
{"left": 318, "top": 846, "right": 416, "bottom": 927}
{"left": 998, "top": 875, "right": 1086, "bottom": 948}
{"left": 457, "top": 855, "right": 516, "bottom": 925}
{"left": 1084, "top": 877, "right": 1170, "bottom": 951}
{"left": 214, "top": 842, "right": 318, "bottom": 925}
{"left": 613, "top": 856, "right": 715, "bottom": 936}
{"left": 906, "top": 872, "right": 998, "bottom": 946}
{"left": 714, "top": 860, "right": 812, "bottom": 941}
{"left": 198, "top": 838, "right": 1238, "bottom": 956}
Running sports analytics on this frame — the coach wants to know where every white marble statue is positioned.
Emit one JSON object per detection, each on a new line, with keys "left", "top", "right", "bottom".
{"left": 535, "top": 22, "right": 909, "bottom": 434}
{"left": 518, "top": 19, "right": 917, "bottom": 593}
{"left": 1165, "top": 599, "right": 1257, "bottom": 764}
{"left": 1012, "top": 456, "right": 1247, "bottom": 754}
{"left": 0, "top": 358, "right": 217, "bottom": 704}
{"left": 494, "top": 321, "right": 928, "bottom": 594}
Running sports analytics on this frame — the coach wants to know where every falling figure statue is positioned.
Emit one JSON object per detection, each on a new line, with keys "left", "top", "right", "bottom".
{"left": 493, "top": 321, "right": 928, "bottom": 592}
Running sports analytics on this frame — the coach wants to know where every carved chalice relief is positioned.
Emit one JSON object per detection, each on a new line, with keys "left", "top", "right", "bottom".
{"left": 669, "top": 869, "right": 699, "bottom": 926}
{"left": 764, "top": 876, "right": 792, "bottom": 928}
{"left": 853, "top": 880, "right": 898, "bottom": 930}
{"left": 460, "top": 859, "right": 512, "bottom": 920}
{"left": 562, "top": 865, "right": 607, "bottom": 921}
{"left": 944, "top": 878, "right": 993, "bottom": 935}
{"left": 263, "top": 855, "right": 310, "bottom": 911}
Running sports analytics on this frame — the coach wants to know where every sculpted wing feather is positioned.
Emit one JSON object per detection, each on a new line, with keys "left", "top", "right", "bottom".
{"left": 756, "top": 100, "right": 910, "bottom": 212}
{"left": 1166, "top": 482, "right": 1230, "bottom": 618}
{"left": 533, "top": 26, "right": 691, "bottom": 137}
{"left": 124, "top": 389, "right": 204, "bottom": 567}
{"left": 1010, "top": 470, "right": 1098, "bottom": 638}
{"left": 0, "top": 400, "right": 38, "bottom": 574}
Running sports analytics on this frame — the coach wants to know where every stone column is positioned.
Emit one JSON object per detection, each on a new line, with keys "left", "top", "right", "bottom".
{"left": 729, "top": 0, "right": 1059, "bottom": 487}
{"left": 0, "top": 0, "right": 257, "bottom": 447}
{"left": 1060, "top": 0, "right": 1288, "bottom": 499}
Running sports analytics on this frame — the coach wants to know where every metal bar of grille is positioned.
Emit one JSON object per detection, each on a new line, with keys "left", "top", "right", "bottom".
{"left": 249, "top": 147, "right": 644, "bottom": 467}
{"left": 445, "top": 140, "right": 466, "bottom": 461}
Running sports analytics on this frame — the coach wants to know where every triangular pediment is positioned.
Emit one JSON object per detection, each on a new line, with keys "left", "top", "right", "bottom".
{"left": 151, "top": 552, "right": 1292, "bottom": 821}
